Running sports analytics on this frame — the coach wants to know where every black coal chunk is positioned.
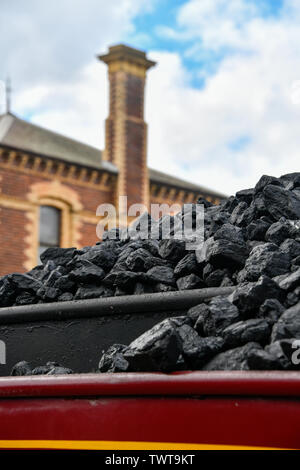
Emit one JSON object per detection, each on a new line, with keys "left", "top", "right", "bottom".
{"left": 265, "top": 339, "right": 300, "bottom": 370}
{"left": 114, "top": 271, "right": 143, "bottom": 292}
{"left": 247, "top": 349, "right": 283, "bottom": 370}
{"left": 80, "top": 244, "right": 118, "bottom": 272}
{"left": 265, "top": 220, "right": 297, "bottom": 245}
{"left": 206, "top": 238, "right": 248, "bottom": 269}
{"left": 11, "top": 361, "right": 32, "bottom": 376}
{"left": 32, "top": 362, "right": 73, "bottom": 375}
{"left": 271, "top": 301, "right": 300, "bottom": 341}
{"left": 262, "top": 184, "right": 300, "bottom": 221}
{"left": 174, "top": 253, "right": 198, "bottom": 278}
{"left": 202, "top": 342, "right": 262, "bottom": 371}
{"left": 204, "top": 267, "right": 232, "bottom": 287}
{"left": 75, "top": 284, "right": 114, "bottom": 300}
{"left": 15, "top": 292, "right": 37, "bottom": 306}
{"left": 177, "top": 324, "right": 224, "bottom": 369}
{"left": 123, "top": 318, "right": 182, "bottom": 372}
{"left": 258, "top": 298, "right": 285, "bottom": 323}
{"left": 126, "top": 248, "right": 166, "bottom": 272}
{"left": 176, "top": 274, "right": 203, "bottom": 290}
{"left": 193, "top": 296, "right": 240, "bottom": 336}
{"left": 237, "top": 243, "right": 290, "bottom": 282}
{"left": 11, "top": 361, "right": 73, "bottom": 376}
{"left": 221, "top": 319, "right": 271, "bottom": 348}
{"left": 40, "top": 247, "right": 76, "bottom": 266}
{"left": 158, "top": 239, "right": 187, "bottom": 264}
{"left": 274, "top": 268, "right": 300, "bottom": 292}
{"left": 146, "top": 266, "right": 176, "bottom": 286}
{"left": 98, "top": 344, "right": 130, "bottom": 372}
{"left": 229, "top": 275, "right": 282, "bottom": 318}
{"left": 69, "top": 260, "right": 105, "bottom": 283}
{"left": 280, "top": 239, "right": 300, "bottom": 261}
{"left": 246, "top": 219, "right": 270, "bottom": 241}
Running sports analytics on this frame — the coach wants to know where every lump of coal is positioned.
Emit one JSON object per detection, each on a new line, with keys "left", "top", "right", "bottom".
{"left": 265, "top": 220, "right": 297, "bottom": 245}
{"left": 206, "top": 238, "right": 248, "bottom": 269}
{"left": 174, "top": 253, "right": 198, "bottom": 278}
{"left": 274, "top": 268, "right": 300, "bottom": 292}
{"left": 98, "top": 344, "right": 129, "bottom": 373}
{"left": 40, "top": 247, "right": 76, "bottom": 267}
{"left": 177, "top": 324, "right": 224, "bottom": 368}
{"left": 262, "top": 184, "right": 300, "bottom": 221}
{"left": 193, "top": 296, "right": 240, "bottom": 336}
{"left": 69, "top": 260, "right": 105, "bottom": 283}
{"left": 158, "top": 238, "right": 187, "bottom": 264}
{"left": 221, "top": 319, "right": 271, "bottom": 348}
{"left": 271, "top": 302, "right": 300, "bottom": 341}
{"left": 11, "top": 361, "right": 32, "bottom": 376}
{"left": 229, "top": 276, "right": 282, "bottom": 317}
{"left": 10, "top": 361, "right": 73, "bottom": 376}
{"left": 238, "top": 243, "right": 290, "bottom": 282}
{"left": 31, "top": 361, "right": 73, "bottom": 375}
{"left": 247, "top": 349, "right": 282, "bottom": 370}
{"left": 202, "top": 342, "right": 262, "bottom": 371}
{"left": 258, "top": 298, "right": 285, "bottom": 323}
{"left": 99, "top": 319, "right": 182, "bottom": 373}
{"left": 176, "top": 274, "right": 203, "bottom": 290}
{"left": 246, "top": 219, "right": 270, "bottom": 241}
{"left": 265, "top": 339, "right": 300, "bottom": 370}
{"left": 146, "top": 266, "right": 176, "bottom": 286}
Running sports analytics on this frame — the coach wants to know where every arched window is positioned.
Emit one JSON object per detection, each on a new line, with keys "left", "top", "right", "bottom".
{"left": 38, "top": 205, "right": 61, "bottom": 260}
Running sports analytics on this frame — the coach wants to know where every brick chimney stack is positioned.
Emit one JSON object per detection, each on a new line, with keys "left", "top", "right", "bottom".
{"left": 98, "top": 45, "right": 156, "bottom": 213}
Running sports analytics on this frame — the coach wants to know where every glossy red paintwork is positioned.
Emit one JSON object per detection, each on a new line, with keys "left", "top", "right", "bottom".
{"left": 0, "top": 371, "right": 299, "bottom": 448}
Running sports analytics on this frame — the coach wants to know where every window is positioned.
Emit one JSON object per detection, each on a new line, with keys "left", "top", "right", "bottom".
{"left": 38, "top": 205, "right": 61, "bottom": 260}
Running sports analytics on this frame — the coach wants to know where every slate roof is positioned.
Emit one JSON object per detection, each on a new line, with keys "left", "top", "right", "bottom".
{"left": 0, "top": 113, "right": 226, "bottom": 198}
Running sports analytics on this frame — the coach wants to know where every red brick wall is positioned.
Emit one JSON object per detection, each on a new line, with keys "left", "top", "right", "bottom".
{"left": 124, "top": 119, "right": 146, "bottom": 208}
{"left": 1, "top": 168, "right": 115, "bottom": 214}
{"left": 126, "top": 74, "right": 144, "bottom": 119}
{"left": 80, "top": 222, "right": 99, "bottom": 247}
{"left": 0, "top": 207, "right": 27, "bottom": 275}
{"left": 0, "top": 164, "right": 116, "bottom": 276}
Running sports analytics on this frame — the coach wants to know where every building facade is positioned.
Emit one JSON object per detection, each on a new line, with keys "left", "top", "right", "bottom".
{"left": 0, "top": 45, "right": 225, "bottom": 276}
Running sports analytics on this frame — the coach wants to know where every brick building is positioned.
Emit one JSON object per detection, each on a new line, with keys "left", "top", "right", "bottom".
{"left": 0, "top": 45, "right": 225, "bottom": 276}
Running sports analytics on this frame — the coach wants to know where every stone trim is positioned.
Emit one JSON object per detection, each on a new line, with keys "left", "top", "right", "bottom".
{"left": 150, "top": 183, "right": 220, "bottom": 206}
{"left": 0, "top": 147, "right": 116, "bottom": 191}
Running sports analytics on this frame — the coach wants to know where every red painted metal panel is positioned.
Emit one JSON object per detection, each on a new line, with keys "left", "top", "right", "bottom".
{"left": 0, "top": 371, "right": 299, "bottom": 398}
{"left": 0, "top": 372, "right": 299, "bottom": 449}
{"left": 0, "top": 396, "right": 299, "bottom": 448}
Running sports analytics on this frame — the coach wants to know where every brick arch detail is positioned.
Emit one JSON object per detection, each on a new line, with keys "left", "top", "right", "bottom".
{"left": 27, "top": 180, "right": 83, "bottom": 212}
{"left": 24, "top": 180, "right": 83, "bottom": 270}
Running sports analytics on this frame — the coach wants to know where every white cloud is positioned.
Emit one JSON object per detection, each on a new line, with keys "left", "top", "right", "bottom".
{"left": 5, "top": 0, "right": 300, "bottom": 198}
{"left": 0, "top": 0, "right": 151, "bottom": 86}
{"left": 145, "top": 0, "right": 300, "bottom": 195}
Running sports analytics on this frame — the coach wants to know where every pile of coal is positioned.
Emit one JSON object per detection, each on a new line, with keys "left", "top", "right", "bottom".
{"left": 3, "top": 171, "right": 300, "bottom": 372}
{"left": 11, "top": 361, "right": 73, "bottom": 376}
{"left": 98, "top": 295, "right": 300, "bottom": 372}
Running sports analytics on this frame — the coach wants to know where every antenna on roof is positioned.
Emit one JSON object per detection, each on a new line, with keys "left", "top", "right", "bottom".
{"left": 5, "top": 77, "right": 12, "bottom": 113}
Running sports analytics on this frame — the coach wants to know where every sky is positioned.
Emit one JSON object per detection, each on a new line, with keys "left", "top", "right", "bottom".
{"left": 0, "top": 0, "right": 300, "bottom": 196}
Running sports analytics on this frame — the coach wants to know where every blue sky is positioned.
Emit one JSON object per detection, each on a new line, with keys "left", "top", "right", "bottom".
{"left": 127, "top": 0, "right": 285, "bottom": 87}
{"left": 1, "top": 0, "right": 300, "bottom": 194}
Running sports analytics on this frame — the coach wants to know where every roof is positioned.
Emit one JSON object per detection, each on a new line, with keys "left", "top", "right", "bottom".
{"left": 149, "top": 168, "right": 226, "bottom": 198}
{"left": 0, "top": 112, "right": 226, "bottom": 198}
{"left": 0, "top": 113, "right": 116, "bottom": 173}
